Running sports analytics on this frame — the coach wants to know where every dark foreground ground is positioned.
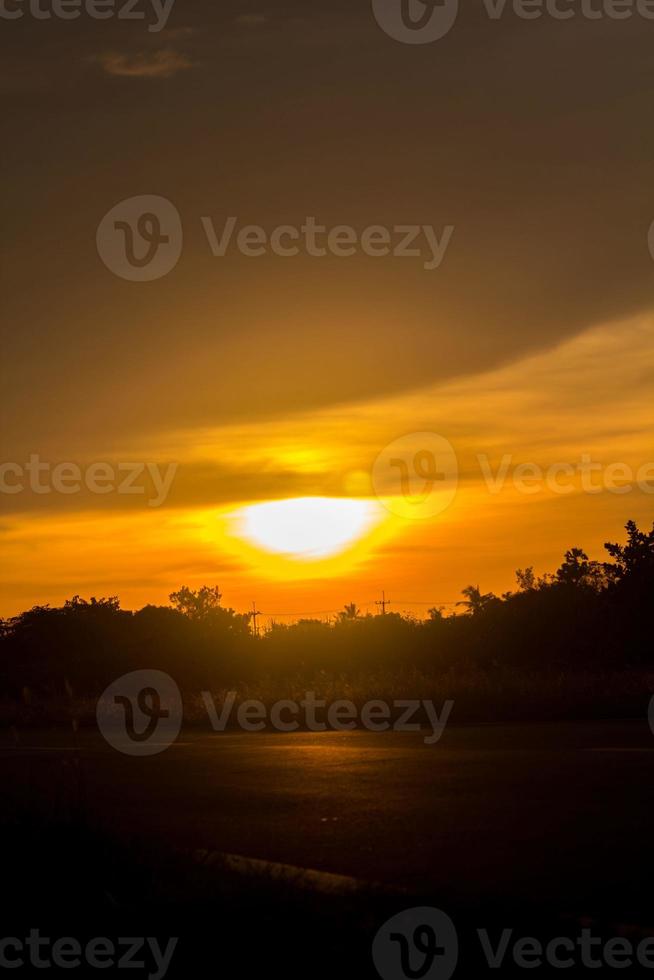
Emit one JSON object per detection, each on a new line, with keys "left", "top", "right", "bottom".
{"left": 3, "top": 721, "right": 654, "bottom": 976}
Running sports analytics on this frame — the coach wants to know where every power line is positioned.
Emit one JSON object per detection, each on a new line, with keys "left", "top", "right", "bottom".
{"left": 255, "top": 599, "right": 461, "bottom": 618}
{"left": 259, "top": 609, "right": 342, "bottom": 617}
{"left": 250, "top": 600, "right": 262, "bottom": 636}
{"left": 259, "top": 601, "right": 460, "bottom": 615}
{"left": 387, "top": 599, "right": 459, "bottom": 606}
{"left": 375, "top": 590, "right": 391, "bottom": 615}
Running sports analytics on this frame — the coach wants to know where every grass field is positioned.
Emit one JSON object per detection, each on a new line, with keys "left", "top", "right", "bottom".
{"left": 2, "top": 666, "right": 653, "bottom": 729}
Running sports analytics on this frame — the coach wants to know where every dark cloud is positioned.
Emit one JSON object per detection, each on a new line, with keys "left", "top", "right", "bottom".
{"left": 2, "top": 1, "right": 654, "bottom": 460}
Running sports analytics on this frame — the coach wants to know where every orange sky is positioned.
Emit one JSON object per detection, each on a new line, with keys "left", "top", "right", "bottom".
{"left": 2, "top": 314, "right": 652, "bottom": 620}
{"left": 3, "top": 5, "right": 654, "bottom": 620}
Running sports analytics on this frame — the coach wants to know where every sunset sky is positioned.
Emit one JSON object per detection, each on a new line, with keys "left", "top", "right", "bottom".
{"left": 2, "top": 1, "right": 654, "bottom": 619}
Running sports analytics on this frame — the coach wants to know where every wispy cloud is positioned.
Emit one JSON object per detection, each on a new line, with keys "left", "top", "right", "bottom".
{"left": 235, "top": 13, "right": 268, "bottom": 27}
{"left": 3, "top": 317, "right": 653, "bottom": 615}
{"left": 97, "top": 48, "right": 193, "bottom": 79}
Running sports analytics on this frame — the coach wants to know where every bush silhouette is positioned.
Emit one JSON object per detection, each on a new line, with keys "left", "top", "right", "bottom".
{"left": 0, "top": 519, "right": 652, "bottom": 697}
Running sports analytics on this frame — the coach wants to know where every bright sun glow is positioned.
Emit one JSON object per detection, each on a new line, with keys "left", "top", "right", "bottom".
{"left": 229, "top": 497, "right": 384, "bottom": 561}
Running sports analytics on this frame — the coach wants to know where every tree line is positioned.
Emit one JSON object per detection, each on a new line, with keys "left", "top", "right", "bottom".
{"left": 0, "top": 520, "right": 652, "bottom": 697}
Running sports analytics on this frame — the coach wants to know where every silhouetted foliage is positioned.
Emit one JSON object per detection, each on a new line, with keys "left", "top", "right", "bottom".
{"left": 339, "top": 603, "right": 361, "bottom": 622}
{"left": 0, "top": 520, "right": 652, "bottom": 696}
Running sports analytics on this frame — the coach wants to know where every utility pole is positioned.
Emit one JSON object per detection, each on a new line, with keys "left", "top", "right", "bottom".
{"left": 375, "top": 590, "right": 391, "bottom": 615}
{"left": 250, "top": 601, "right": 262, "bottom": 637}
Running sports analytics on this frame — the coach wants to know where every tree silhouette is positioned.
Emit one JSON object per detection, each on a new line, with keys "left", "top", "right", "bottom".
{"left": 555, "top": 549, "right": 604, "bottom": 590}
{"left": 169, "top": 585, "right": 223, "bottom": 621}
{"left": 2, "top": 518, "right": 654, "bottom": 698}
{"left": 515, "top": 567, "right": 536, "bottom": 592}
{"left": 457, "top": 585, "right": 498, "bottom": 616}
{"left": 339, "top": 603, "right": 361, "bottom": 622}
{"left": 605, "top": 520, "right": 654, "bottom": 583}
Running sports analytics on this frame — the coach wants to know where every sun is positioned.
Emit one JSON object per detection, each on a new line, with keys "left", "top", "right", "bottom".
{"left": 228, "top": 496, "right": 384, "bottom": 561}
